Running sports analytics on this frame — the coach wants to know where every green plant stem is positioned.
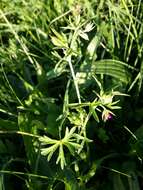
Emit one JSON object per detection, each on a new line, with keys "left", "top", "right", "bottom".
{"left": 0, "top": 63, "right": 23, "bottom": 106}
{"left": 0, "top": 130, "right": 40, "bottom": 138}
{"left": 0, "top": 170, "right": 52, "bottom": 180}
{"left": 67, "top": 55, "right": 81, "bottom": 104}
{"left": 50, "top": 9, "right": 72, "bottom": 26}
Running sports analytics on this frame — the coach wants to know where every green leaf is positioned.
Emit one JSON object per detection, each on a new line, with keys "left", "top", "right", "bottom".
{"left": 41, "top": 143, "right": 59, "bottom": 161}
{"left": 0, "top": 119, "right": 17, "bottom": 130}
{"left": 51, "top": 28, "right": 68, "bottom": 48}
{"left": 89, "top": 106, "right": 99, "bottom": 122}
{"left": 51, "top": 36, "right": 67, "bottom": 47}
{"left": 113, "top": 174, "right": 126, "bottom": 190}
{"left": 18, "top": 112, "right": 37, "bottom": 170}
{"left": 93, "top": 60, "right": 133, "bottom": 83}
{"left": 79, "top": 31, "right": 89, "bottom": 40}
{"left": 39, "top": 135, "right": 58, "bottom": 145}
{"left": 128, "top": 172, "right": 140, "bottom": 190}
{"left": 0, "top": 140, "right": 8, "bottom": 154}
{"left": 39, "top": 126, "right": 90, "bottom": 169}
{"left": 80, "top": 59, "right": 135, "bottom": 84}
{"left": 84, "top": 22, "right": 94, "bottom": 33}
{"left": 56, "top": 144, "right": 66, "bottom": 170}
{"left": 68, "top": 112, "right": 82, "bottom": 126}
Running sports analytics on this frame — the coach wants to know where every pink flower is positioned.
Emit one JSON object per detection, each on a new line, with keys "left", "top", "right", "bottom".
{"left": 102, "top": 109, "right": 113, "bottom": 122}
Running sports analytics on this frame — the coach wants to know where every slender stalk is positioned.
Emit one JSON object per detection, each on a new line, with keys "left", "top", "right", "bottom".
{"left": 67, "top": 55, "right": 81, "bottom": 104}
{"left": 0, "top": 63, "right": 23, "bottom": 106}
{"left": 0, "top": 130, "right": 40, "bottom": 138}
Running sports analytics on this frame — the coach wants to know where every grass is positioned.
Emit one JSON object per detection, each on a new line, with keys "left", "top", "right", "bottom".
{"left": 0, "top": 0, "right": 143, "bottom": 189}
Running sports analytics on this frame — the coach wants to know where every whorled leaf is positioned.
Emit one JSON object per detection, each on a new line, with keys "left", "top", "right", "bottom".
{"left": 39, "top": 127, "right": 92, "bottom": 169}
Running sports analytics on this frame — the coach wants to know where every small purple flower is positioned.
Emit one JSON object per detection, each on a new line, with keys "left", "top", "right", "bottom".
{"left": 102, "top": 110, "right": 113, "bottom": 122}
{"left": 108, "top": 113, "right": 113, "bottom": 120}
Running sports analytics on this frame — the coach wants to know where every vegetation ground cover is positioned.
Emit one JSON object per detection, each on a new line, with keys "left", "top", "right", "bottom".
{"left": 0, "top": 0, "right": 143, "bottom": 189}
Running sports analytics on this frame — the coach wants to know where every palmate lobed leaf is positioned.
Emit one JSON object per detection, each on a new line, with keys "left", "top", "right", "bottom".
{"left": 63, "top": 127, "right": 77, "bottom": 141}
{"left": 39, "top": 126, "right": 92, "bottom": 169}
{"left": 41, "top": 143, "right": 59, "bottom": 157}
{"left": 39, "top": 136, "right": 59, "bottom": 145}
{"left": 63, "top": 142, "right": 79, "bottom": 156}
{"left": 73, "top": 134, "right": 92, "bottom": 143}
{"left": 56, "top": 144, "right": 66, "bottom": 170}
